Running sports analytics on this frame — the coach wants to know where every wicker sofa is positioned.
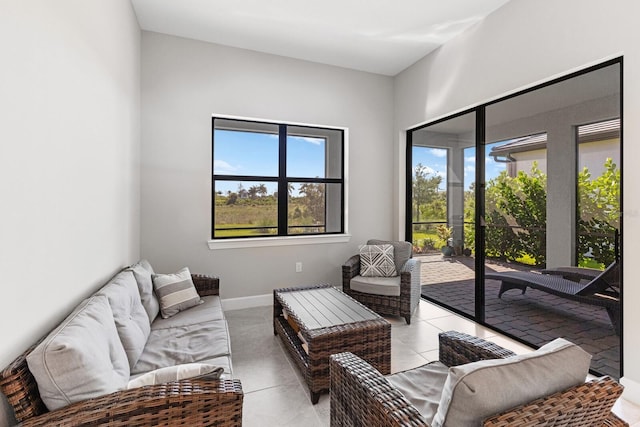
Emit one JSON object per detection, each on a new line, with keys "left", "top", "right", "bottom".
{"left": 330, "top": 331, "right": 627, "bottom": 427}
{"left": 0, "top": 261, "right": 243, "bottom": 426}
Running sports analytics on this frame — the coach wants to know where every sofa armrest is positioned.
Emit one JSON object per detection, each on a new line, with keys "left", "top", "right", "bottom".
{"left": 341, "top": 255, "right": 360, "bottom": 290}
{"left": 192, "top": 274, "right": 220, "bottom": 296}
{"left": 439, "top": 331, "right": 516, "bottom": 367}
{"left": 483, "top": 376, "right": 626, "bottom": 426}
{"left": 20, "top": 379, "right": 243, "bottom": 427}
{"left": 330, "top": 352, "right": 429, "bottom": 427}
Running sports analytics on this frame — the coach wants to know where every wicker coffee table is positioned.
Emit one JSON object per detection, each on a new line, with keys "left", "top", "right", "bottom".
{"left": 273, "top": 284, "right": 391, "bottom": 404}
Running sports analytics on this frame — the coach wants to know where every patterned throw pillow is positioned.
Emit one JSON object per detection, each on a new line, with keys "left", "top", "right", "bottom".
{"left": 152, "top": 267, "right": 203, "bottom": 318}
{"left": 359, "top": 244, "right": 398, "bottom": 277}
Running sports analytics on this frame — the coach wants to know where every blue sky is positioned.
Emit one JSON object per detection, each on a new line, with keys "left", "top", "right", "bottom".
{"left": 213, "top": 129, "right": 325, "bottom": 195}
{"left": 412, "top": 144, "right": 506, "bottom": 191}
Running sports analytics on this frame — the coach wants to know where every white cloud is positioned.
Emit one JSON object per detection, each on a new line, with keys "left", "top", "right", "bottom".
{"left": 430, "top": 148, "right": 447, "bottom": 158}
{"left": 214, "top": 159, "right": 238, "bottom": 174}
{"left": 465, "top": 165, "right": 476, "bottom": 173}
{"left": 465, "top": 155, "right": 475, "bottom": 163}
{"left": 415, "top": 164, "right": 436, "bottom": 175}
{"left": 290, "top": 136, "right": 323, "bottom": 145}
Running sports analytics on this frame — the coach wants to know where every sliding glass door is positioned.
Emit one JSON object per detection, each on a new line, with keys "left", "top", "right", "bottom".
{"left": 407, "top": 59, "right": 622, "bottom": 379}
{"left": 410, "top": 112, "right": 476, "bottom": 317}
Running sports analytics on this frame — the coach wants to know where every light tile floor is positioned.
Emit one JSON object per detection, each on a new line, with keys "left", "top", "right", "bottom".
{"left": 226, "top": 299, "right": 640, "bottom": 427}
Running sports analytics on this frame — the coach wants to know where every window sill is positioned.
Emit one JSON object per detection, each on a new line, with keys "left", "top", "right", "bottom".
{"left": 207, "top": 234, "right": 351, "bottom": 250}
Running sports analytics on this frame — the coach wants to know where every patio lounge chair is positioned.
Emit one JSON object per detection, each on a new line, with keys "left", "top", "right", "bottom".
{"left": 485, "top": 261, "right": 620, "bottom": 335}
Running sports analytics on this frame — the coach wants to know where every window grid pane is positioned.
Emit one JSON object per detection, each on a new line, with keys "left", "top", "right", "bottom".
{"left": 213, "top": 118, "right": 344, "bottom": 239}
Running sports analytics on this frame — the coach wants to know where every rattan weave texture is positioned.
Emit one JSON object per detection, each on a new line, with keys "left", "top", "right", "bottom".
{"left": 0, "top": 274, "right": 244, "bottom": 426}
{"left": 342, "top": 254, "right": 421, "bottom": 324}
{"left": 274, "top": 284, "right": 391, "bottom": 404}
{"left": 329, "top": 330, "right": 627, "bottom": 427}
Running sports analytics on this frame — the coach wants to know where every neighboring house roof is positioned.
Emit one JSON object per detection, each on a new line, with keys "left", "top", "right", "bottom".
{"left": 489, "top": 118, "right": 620, "bottom": 161}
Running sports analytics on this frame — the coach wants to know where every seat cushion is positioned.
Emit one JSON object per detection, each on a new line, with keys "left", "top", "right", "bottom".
{"left": 432, "top": 338, "right": 591, "bottom": 427}
{"left": 131, "top": 320, "right": 231, "bottom": 374}
{"left": 350, "top": 275, "right": 401, "bottom": 296}
{"left": 359, "top": 244, "right": 398, "bottom": 277}
{"left": 26, "top": 296, "right": 130, "bottom": 411}
{"left": 127, "top": 259, "right": 159, "bottom": 323}
{"left": 367, "top": 239, "right": 412, "bottom": 273}
{"left": 386, "top": 361, "right": 449, "bottom": 424}
{"left": 97, "top": 270, "right": 151, "bottom": 368}
{"left": 153, "top": 267, "right": 203, "bottom": 318}
{"left": 151, "top": 295, "right": 224, "bottom": 330}
{"left": 197, "top": 355, "right": 234, "bottom": 380}
{"left": 127, "top": 363, "right": 224, "bottom": 389}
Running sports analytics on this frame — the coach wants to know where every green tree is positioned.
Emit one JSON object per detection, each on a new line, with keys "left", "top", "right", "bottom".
{"left": 486, "top": 163, "right": 547, "bottom": 265}
{"left": 248, "top": 185, "right": 259, "bottom": 199}
{"left": 226, "top": 193, "right": 238, "bottom": 205}
{"left": 299, "top": 182, "right": 325, "bottom": 223}
{"left": 577, "top": 158, "right": 620, "bottom": 266}
{"left": 412, "top": 163, "right": 444, "bottom": 224}
{"left": 483, "top": 158, "right": 618, "bottom": 268}
{"left": 463, "top": 183, "right": 476, "bottom": 251}
{"left": 257, "top": 184, "right": 268, "bottom": 198}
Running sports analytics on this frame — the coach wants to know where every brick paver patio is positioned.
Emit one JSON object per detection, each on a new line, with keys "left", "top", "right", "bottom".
{"left": 418, "top": 253, "right": 620, "bottom": 379}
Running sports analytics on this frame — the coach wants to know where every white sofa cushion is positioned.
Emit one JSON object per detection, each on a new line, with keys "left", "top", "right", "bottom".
{"left": 127, "top": 259, "right": 159, "bottom": 323}
{"left": 432, "top": 338, "right": 591, "bottom": 427}
{"left": 151, "top": 295, "right": 225, "bottom": 330}
{"left": 131, "top": 320, "right": 231, "bottom": 375}
{"left": 386, "top": 361, "right": 449, "bottom": 424}
{"left": 197, "top": 355, "right": 234, "bottom": 380}
{"left": 350, "top": 275, "right": 401, "bottom": 296}
{"left": 153, "top": 267, "right": 203, "bottom": 318}
{"left": 98, "top": 270, "right": 151, "bottom": 368}
{"left": 127, "top": 363, "right": 223, "bottom": 389}
{"left": 26, "top": 296, "right": 130, "bottom": 411}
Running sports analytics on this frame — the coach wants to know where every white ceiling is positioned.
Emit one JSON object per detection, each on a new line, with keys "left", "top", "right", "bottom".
{"left": 131, "top": 0, "right": 511, "bottom": 76}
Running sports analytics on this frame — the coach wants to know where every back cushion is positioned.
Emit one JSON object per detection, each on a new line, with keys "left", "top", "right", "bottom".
{"left": 127, "top": 259, "right": 159, "bottom": 323}
{"left": 26, "top": 296, "right": 130, "bottom": 411}
{"left": 367, "top": 239, "right": 412, "bottom": 273}
{"left": 97, "top": 270, "right": 151, "bottom": 368}
{"left": 432, "top": 338, "right": 591, "bottom": 427}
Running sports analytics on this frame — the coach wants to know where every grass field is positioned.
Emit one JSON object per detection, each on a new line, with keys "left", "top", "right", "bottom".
{"left": 214, "top": 199, "right": 320, "bottom": 237}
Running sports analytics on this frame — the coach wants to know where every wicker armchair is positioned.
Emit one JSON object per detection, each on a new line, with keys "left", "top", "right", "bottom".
{"left": 330, "top": 331, "right": 627, "bottom": 427}
{"left": 342, "top": 239, "right": 421, "bottom": 324}
{"left": 0, "top": 275, "right": 244, "bottom": 427}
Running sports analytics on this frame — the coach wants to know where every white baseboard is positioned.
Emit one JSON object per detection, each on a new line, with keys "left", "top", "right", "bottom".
{"left": 221, "top": 293, "right": 272, "bottom": 311}
{"left": 620, "top": 376, "right": 640, "bottom": 406}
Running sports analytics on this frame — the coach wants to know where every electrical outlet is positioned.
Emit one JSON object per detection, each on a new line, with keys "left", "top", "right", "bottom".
{"left": 295, "top": 262, "right": 303, "bottom": 273}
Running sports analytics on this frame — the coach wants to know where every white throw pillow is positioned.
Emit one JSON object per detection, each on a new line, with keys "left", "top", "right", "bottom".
{"left": 97, "top": 270, "right": 151, "bottom": 369}
{"left": 26, "top": 296, "right": 130, "bottom": 411}
{"left": 127, "top": 363, "right": 224, "bottom": 389}
{"left": 127, "top": 259, "right": 160, "bottom": 323}
{"left": 152, "top": 267, "right": 203, "bottom": 318}
{"left": 359, "top": 244, "right": 397, "bottom": 277}
{"left": 432, "top": 338, "right": 591, "bottom": 427}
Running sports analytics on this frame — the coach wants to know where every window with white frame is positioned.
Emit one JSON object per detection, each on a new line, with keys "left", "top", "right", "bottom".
{"left": 212, "top": 117, "right": 344, "bottom": 239}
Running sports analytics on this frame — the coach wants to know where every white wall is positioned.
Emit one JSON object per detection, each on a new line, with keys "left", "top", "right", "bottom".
{"left": 394, "top": 0, "right": 640, "bottom": 404}
{"left": 0, "top": 1, "right": 141, "bottom": 424}
{"left": 140, "top": 32, "right": 394, "bottom": 300}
